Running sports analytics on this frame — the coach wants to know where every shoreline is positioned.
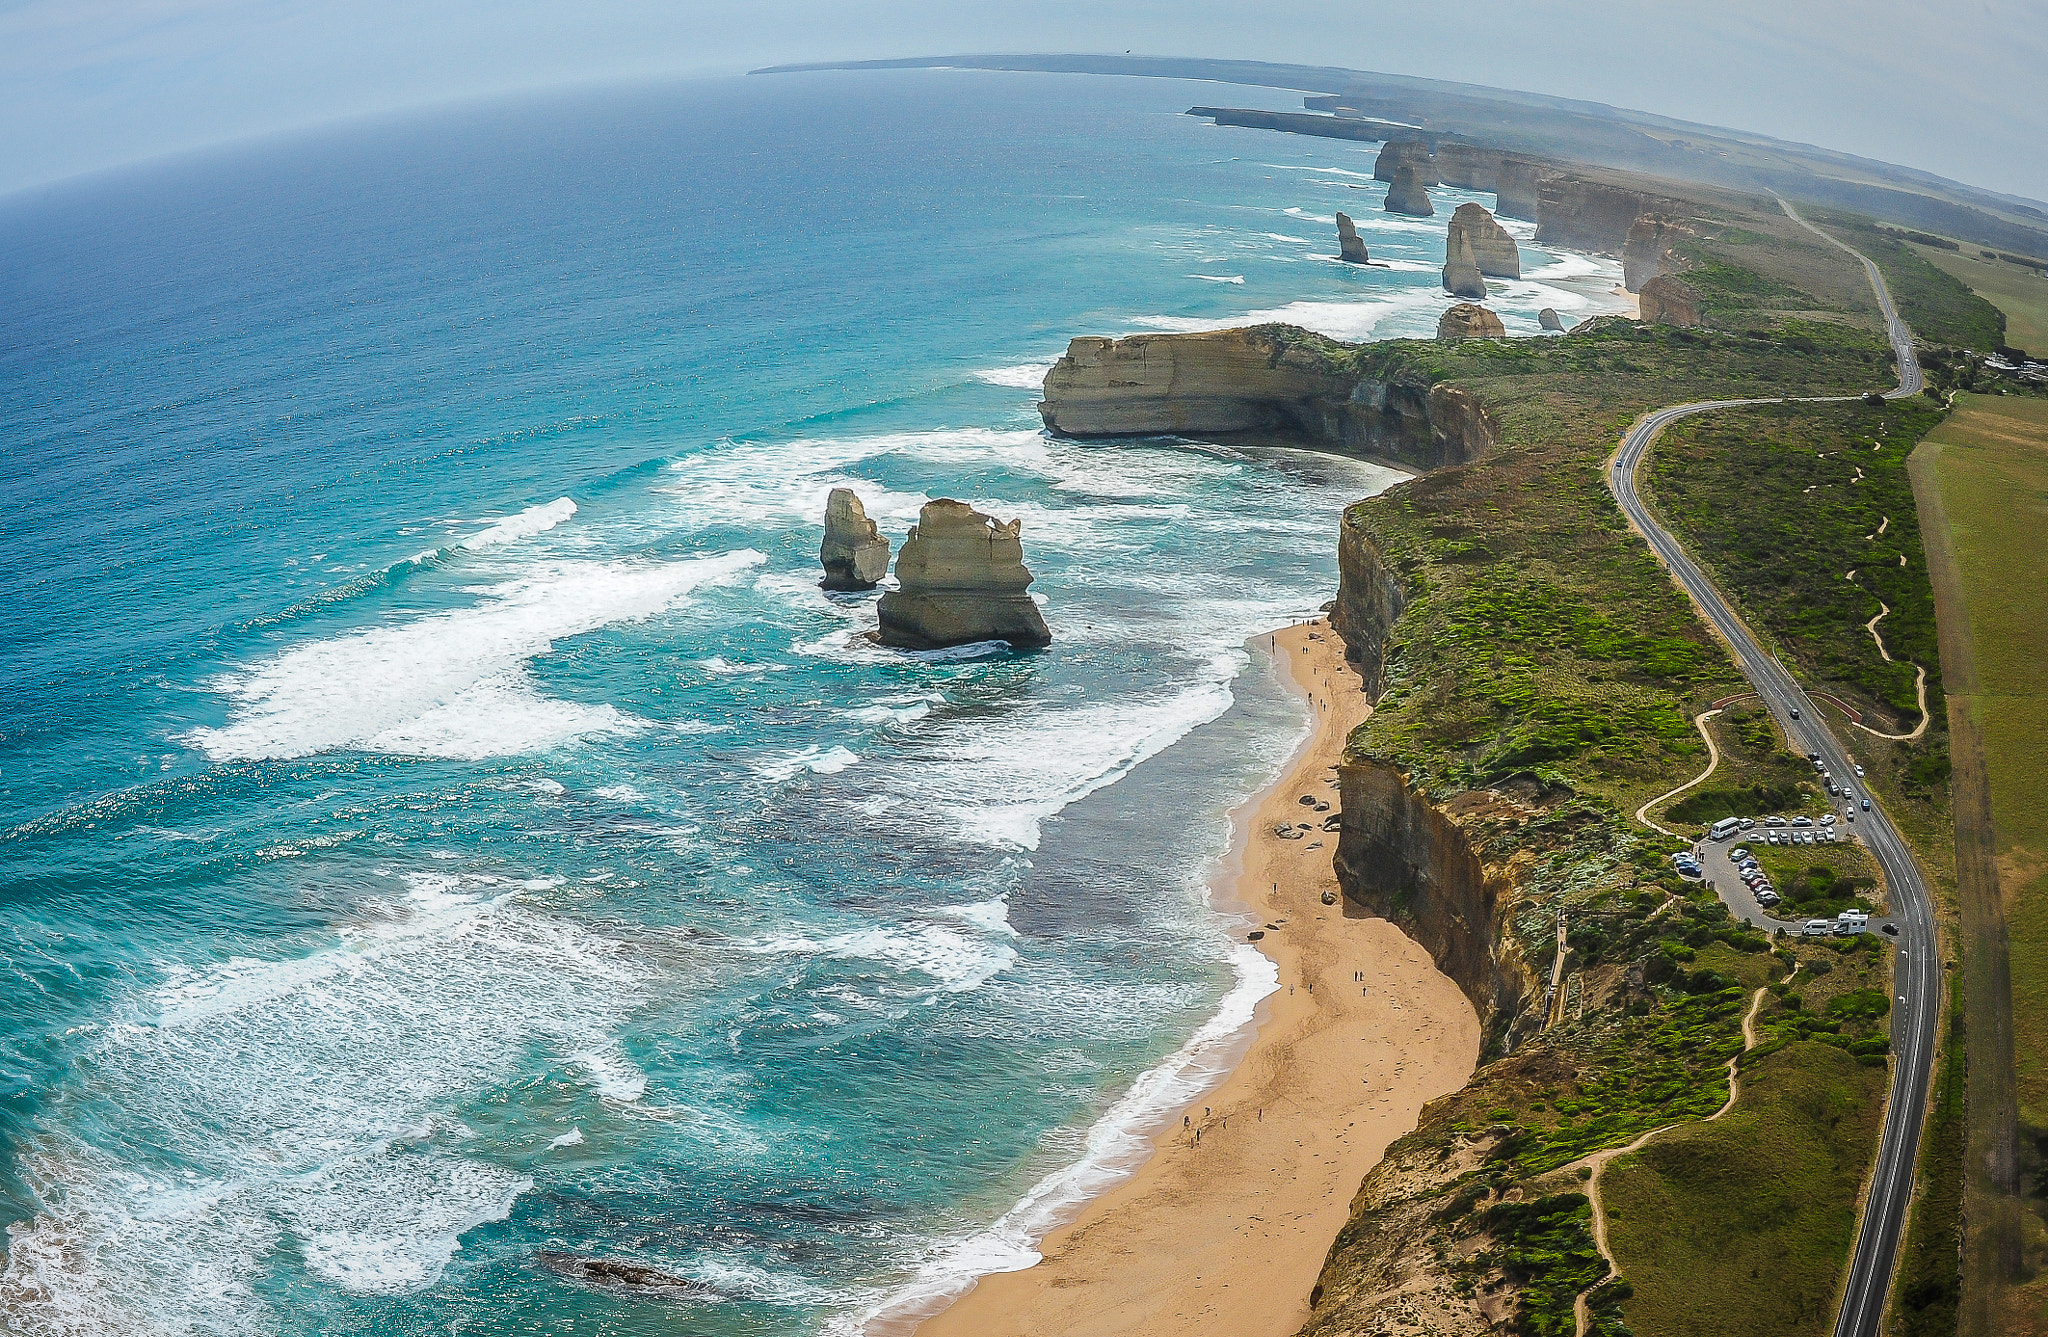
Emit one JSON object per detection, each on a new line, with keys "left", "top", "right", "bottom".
{"left": 898, "top": 619, "right": 1481, "bottom": 1337}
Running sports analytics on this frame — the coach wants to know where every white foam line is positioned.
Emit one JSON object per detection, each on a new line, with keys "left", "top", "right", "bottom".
{"left": 830, "top": 942, "right": 1279, "bottom": 1335}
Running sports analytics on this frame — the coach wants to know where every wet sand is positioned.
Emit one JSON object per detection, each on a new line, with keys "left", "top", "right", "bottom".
{"left": 910, "top": 620, "right": 1481, "bottom": 1337}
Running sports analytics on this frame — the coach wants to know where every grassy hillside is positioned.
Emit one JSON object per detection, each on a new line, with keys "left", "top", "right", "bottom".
{"left": 1808, "top": 210, "right": 2008, "bottom": 350}
{"left": 1642, "top": 399, "right": 1946, "bottom": 728}
{"left": 1602, "top": 1041, "right": 1889, "bottom": 1337}
{"left": 1913, "top": 246, "right": 2048, "bottom": 354}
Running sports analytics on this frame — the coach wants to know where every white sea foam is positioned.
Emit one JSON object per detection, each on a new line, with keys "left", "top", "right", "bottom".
{"left": 186, "top": 550, "right": 763, "bottom": 761}
{"left": 753, "top": 744, "right": 861, "bottom": 783}
{"left": 548, "top": 1127, "right": 586, "bottom": 1149}
{"left": 830, "top": 942, "right": 1280, "bottom": 1334}
{"left": 456, "top": 497, "right": 578, "bottom": 551}
{"left": 972, "top": 362, "right": 1054, "bottom": 389}
{"left": 741, "top": 899, "right": 1019, "bottom": 998}
{"left": 0, "top": 872, "right": 650, "bottom": 1330}
{"left": 1188, "top": 274, "right": 1246, "bottom": 284}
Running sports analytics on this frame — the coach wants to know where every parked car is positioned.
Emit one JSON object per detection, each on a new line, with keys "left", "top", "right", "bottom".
{"left": 1740, "top": 818, "right": 1757, "bottom": 830}
{"left": 1730, "top": 847, "right": 1751, "bottom": 860}
{"left": 1792, "top": 816, "right": 1814, "bottom": 827}
{"left": 1855, "top": 765, "right": 1865, "bottom": 777}
{"left": 1882, "top": 923, "right": 1900, "bottom": 936}
{"left": 1766, "top": 816, "right": 1788, "bottom": 827}
{"left": 1757, "top": 890, "right": 1782, "bottom": 906}
{"left": 1803, "top": 919, "right": 1834, "bottom": 936}
{"left": 1820, "top": 815, "right": 1836, "bottom": 826}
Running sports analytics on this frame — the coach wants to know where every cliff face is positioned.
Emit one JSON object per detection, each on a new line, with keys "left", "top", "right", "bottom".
{"left": 1446, "top": 202, "right": 1521, "bottom": 278}
{"left": 1330, "top": 518, "right": 1542, "bottom": 1052}
{"left": 1493, "top": 156, "right": 1544, "bottom": 221}
{"left": 1437, "top": 304, "right": 1506, "bottom": 341}
{"left": 1038, "top": 326, "right": 1496, "bottom": 471}
{"left": 1534, "top": 176, "right": 1682, "bottom": 253}
{"left": 1622, "top": 213, "right": 1691, "bottom": 292}
{"left": 1434, "top": 143, "right": 1500, "bottom": 192}
{"left": 1373, "top": 139, "right": 1438, "bottom": 185}
{"left": 876, "top": 500, "right": 1051, "bottom": 650}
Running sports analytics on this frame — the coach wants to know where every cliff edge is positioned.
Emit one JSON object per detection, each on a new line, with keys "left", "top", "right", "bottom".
{"left": 1038, "top": 326, "right": 1496, "bottom": 471}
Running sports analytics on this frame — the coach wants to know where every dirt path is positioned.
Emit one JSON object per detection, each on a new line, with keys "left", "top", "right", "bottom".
{"left": 1634, "top": 709, "right": 1723, "bottom": 835}
{"left": 1850, "top": 602, "right": 1931, "bottom": 741}
{"left": 1568, "top": 981, "right": 1778, "bottom": 1336}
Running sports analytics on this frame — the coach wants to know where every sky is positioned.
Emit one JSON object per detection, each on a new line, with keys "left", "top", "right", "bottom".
{"left": 3, "top": 0, "right": 2044, "bottom": 204}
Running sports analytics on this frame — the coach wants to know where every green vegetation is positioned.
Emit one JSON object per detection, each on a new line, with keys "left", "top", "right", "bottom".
{"left": 1602, "top": 1043, "right": 1889, "bottom": 1337}
{"left": 1920, "top": 395, "right": 2048, "bottom": 1311}
{"left": 1452, "top": 1194, "right": 1611, "bottom": 1337}
{"left": 1892, "top": 971, "right": 1965, "bottom": 1337}
{"left": 1644, "top": 399, "right": 1945, "bottom": 725}
{"left": 1810, "top": 210, "right": 2009, "bottom": 350}
{"left": 1666, "top": 779, "right": 1807, "bottom": 825}
{"left": 1747, "top": 842, "right": 1883, "bottom": 918}
{"left": 1913, "top": 244, "right": 2048, "bottom": 354}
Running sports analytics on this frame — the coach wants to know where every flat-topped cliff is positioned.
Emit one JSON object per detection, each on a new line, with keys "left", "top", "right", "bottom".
{"left": 1534, "top": 177, "right": 1685, "bottom": 253}
{"left": 1374, "top": 140, "right": 1438, "bottom": 185}
{"left": 1038, "top": 326, "right": 1495, "bottom": 471}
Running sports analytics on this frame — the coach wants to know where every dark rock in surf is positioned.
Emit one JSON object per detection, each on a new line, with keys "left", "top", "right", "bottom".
{"left": 537, "top": 1252, "right": 716, "bottom": 1298}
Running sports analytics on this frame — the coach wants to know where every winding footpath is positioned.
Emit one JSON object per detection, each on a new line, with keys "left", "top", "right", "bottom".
{"left": 1606, "top": 198, "right": 1938, "bottom": 1337}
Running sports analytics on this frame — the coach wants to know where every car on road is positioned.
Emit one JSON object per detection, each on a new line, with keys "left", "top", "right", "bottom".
{"left": 1861, "top": 798, "right": 1872, "bottom": 811}
{"left": 1855, "top": 765, "right": 1865, "bottom": 776}
{"left": 1882, "top": 922, "right": 1900, "bottom": 936}
{"left": 1790, "top": 707, "right": 1800, "bottom": 719}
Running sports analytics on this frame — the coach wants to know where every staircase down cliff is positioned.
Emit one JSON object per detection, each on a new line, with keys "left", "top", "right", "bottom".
{"left": 1038, "top": 326, "right": 1496, "bottom": 471}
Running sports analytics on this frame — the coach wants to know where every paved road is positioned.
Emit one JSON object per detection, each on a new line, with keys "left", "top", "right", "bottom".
{"left": 1608, "top": 206, "right": 1934, "bottom": 1337}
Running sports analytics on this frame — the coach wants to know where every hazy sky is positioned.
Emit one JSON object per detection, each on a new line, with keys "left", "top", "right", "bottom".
{"left": 4, "top": 0, "right": 2044, "bottom": 202}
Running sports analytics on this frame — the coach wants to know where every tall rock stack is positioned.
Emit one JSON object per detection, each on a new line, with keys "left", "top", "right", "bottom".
{"left": 1446, "top": 203, "right": 1521, "bottom": 279}
{"left": 1336, "top": 212, "right": 1370, "bottom": 263}
{"left": 1384, "top": 164, "right": 1434, "bottom": 217}
{"left": 1442, "top": 229, "right": 1487, "bottom": 299}
{"left": 819, "top": 488, "right": 890, "bottom": 591}
{"left": 1437, "top": 304, "right": 1507, "bottom": 341}
{"left": 1373, "top": 140, "right": 1438, "bottom": 185}
{"left": 876, "top": 499, "right": 1051, "bottom": 650}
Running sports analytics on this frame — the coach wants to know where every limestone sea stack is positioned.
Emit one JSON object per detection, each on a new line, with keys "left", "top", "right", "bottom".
{"left": 819, "top": 487, "right": 890, "bottom": 591}
{"left": 1446, "top": 203, "right": 1521, "bottom": 279}
{"left": 1437, "top": 304, "right": 1506, "bottom": 341}
{"left": 1441, "top": 230, "right": 1487, "bottom": 299}
{"left": 1384, "top": 164, "right": 1434, "bottom": 218}
{"left": 876, "top": 499, "right": 1051, "bottom": 650}
{"left": 1336, "top": 212, "right": 1370, "bottom": 264}
{"left": 1638, "top": 274, "right": 1704, "bottom": 327}
{"left": 1538, "top": 307, "right": 1565, "bottom": 332}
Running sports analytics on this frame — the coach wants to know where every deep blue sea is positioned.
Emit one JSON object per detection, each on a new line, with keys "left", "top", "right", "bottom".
{"left": 0, "top": 70, "right": 1624, "bottom": 1335}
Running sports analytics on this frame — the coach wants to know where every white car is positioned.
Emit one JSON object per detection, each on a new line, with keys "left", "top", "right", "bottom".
{"left": 1855, "top": 765, "right": 1865, "bottom": 776}
{"left": 1820, "top": 815, "right": 1836, "bottom": 826}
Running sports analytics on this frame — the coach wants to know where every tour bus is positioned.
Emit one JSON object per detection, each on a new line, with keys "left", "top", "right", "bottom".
{"left": 1709, "top": 817, "right": 1743, "bottom": 841}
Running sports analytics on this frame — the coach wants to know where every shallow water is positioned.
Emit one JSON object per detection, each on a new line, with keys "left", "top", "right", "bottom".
{"left": 0, "top": 69, "right": 1624, "bottom": 1334}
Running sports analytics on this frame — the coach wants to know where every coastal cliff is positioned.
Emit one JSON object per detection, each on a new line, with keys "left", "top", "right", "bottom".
{"left": 1534, "top": 177, "right": 1683, "bottom": 253}
{"left": 1038, "top": 326, "right": 1495, "bottom": 470}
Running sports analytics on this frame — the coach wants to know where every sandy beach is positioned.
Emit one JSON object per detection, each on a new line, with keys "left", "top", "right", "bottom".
{"left": 910, "top": 619, "right": 1482, "bottom": 1337}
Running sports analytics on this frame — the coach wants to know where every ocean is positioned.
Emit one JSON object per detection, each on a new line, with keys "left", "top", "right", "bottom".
{"left": 0, "top": 69, "right": 1625, "bottom": 1335}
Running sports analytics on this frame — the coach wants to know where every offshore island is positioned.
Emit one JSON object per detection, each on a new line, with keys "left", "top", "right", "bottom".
{"left": 768, "top": 55, "right": 2048, "bottom": 1337}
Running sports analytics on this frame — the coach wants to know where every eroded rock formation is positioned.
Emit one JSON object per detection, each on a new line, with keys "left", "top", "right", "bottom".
{"left": 1447, "top": 203, "right": 1521, "bottom": 279}
{"left": 1538, "top": 307, "right": 1565, "bottom": 332}
{"left": 1038, "top": 326, "right": 1496, "bottom": 470}
{"left": 1384, "top": 163, "right": 1434, "bottom": 217}
{"left": 1336, "top": 212, "right": 1370, "bottom": 263}
{"left": 1436, "top": 304, "right": 1506, "bottom": 341}
{"left": 819, "top": 487, "right": 890, "bottom": 591}
{"left": 1442, "top": 230, "right": 1487, "bottom": 299}
{"left": 1623, "top": 213, "right": 1691, "bottom": 292}
{"left": 1434, "top": 143, "right": 1500, "bottom": 192}
{"left": 1373, "top": 140, "right": 1437, "bottom": 185}
{"left": 876, "top": 500, "right": 1050, "bottom": 650}
{"left": 1638, "top": 273, "right": 1704, "bottom": 326}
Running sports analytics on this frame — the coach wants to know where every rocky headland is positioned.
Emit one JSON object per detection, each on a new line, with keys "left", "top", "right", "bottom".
{"left": 1038, "top": 326, "right": 1496, "bottom": 470}
{"left": 1622, "top": 213, "right": 1691, "bottom": 292}
{"left": 1335, "top": 212, "right": 1370, "bottom": 264}
{"left": 1436, "top": 304, "right": 1506, "bottom": 341}
{"left": 875, "top": 499, "right": 1051, "bottom": 650}
{"left": 819, "top": 487, "right": 890, "bottom": 590}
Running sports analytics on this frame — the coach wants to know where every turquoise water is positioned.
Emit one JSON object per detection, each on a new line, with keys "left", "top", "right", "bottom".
{"left": 0, "top": 71, "right": 1623, "bottom": 1334}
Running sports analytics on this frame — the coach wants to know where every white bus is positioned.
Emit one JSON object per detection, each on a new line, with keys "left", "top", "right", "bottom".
{"left": 1709, "top": 817, "right": 1743, "bottom": 841}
